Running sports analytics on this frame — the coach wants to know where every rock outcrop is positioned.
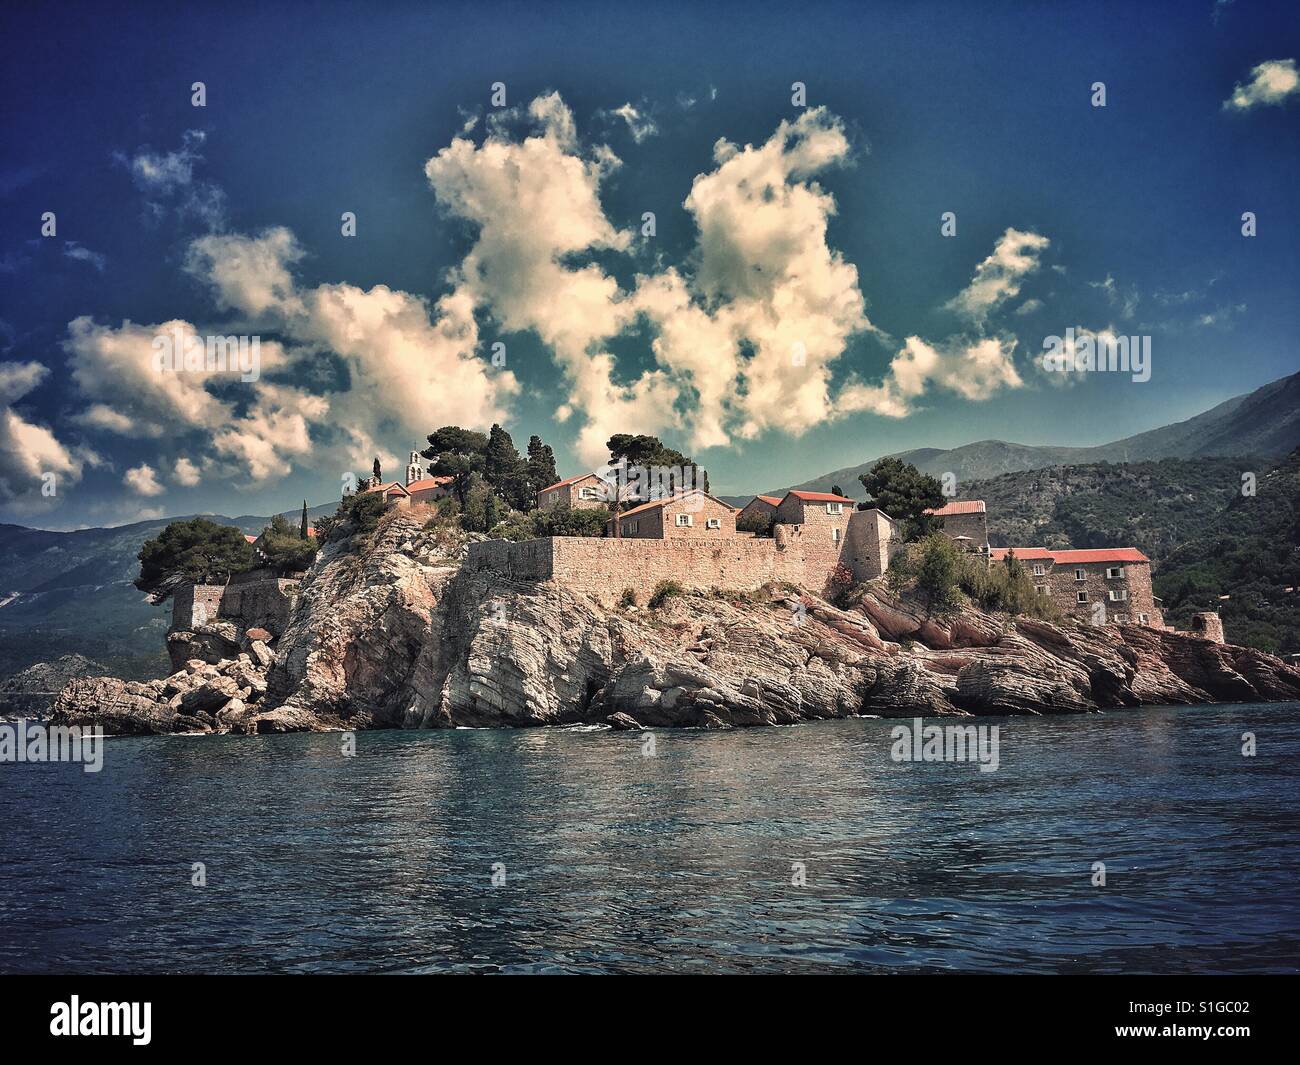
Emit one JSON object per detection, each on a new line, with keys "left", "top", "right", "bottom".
{"left": 51, "top": 512, "right": 1300, "bottom": 735}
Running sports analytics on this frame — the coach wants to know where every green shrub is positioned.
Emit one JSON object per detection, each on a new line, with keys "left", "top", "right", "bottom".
{"left": 618, "top": 587, "right": 638, "bottom": 608}
{"left": 648, "top": 579, "right": 684, "bottom": 609}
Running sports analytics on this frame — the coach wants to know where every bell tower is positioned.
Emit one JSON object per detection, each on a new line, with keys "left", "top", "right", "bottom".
{"left": 406, "top": 450, "right": 424, "bottom": 486}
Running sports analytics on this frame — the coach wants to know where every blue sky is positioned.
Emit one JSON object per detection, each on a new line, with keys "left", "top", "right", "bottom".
{"left": 1, "top": 0, "right": 1297, "bottom": 528}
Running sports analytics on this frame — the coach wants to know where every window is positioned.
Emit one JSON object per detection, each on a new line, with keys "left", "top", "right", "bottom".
{"left": 826, "top": 502, "right": 843, "bottom": 515}
{"left": 622, "top": 521, "right": 638, "bottom": 535}
{"left": 548, "top": 491, "right": 558, "bottom": 503}
{"left": 579, "top": 486, "right": 598, "bottom": 500}
{"left": 1138, "top": 613, "right": 1149, "bottom": 624}
{"left": 706, "top": 518, "right": 721, "bottom": 529}
{"left": 1114, "top": 614, "right": 1128, "bottom": 623}
{"left": 1076, "top": 590, "right": 1088, "bottom": 604}
{"left": 1105, "top": 566, "right": 1125, "bottom": 579}
{"left": 1074, "top": 568, "right": 1087, "bottom": 582}
{"left": 1108, "top": 589, "right": 1128, "bottom": 602}
{"left": 675, "top": 513, "right": 693, "bottom": 527}
{"left": 1032, "top": 564, "right": 1046, "bottom": 576}
{"left": 1036, "top": 585, "right": 1049, "bottom": 596}
{"left": 832, "top": 527, "right": 841, "bottom": 543}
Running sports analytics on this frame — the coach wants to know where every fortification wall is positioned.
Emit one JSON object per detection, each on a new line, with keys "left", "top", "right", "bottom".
{"left": 170, "top": 573, "right": 301, "bottom": 636}
{"left": 466, "top": 535, "right": 830, "bottom": 603}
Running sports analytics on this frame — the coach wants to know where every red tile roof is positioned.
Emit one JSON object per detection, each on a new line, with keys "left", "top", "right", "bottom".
{"left": 610, "top": 489, "right": 736, "bottom": 521}
{"left": 245, "top": 534, "right": 258, "bottom": 543}
{"left": 539, "top": 473, "right": 601, "bottom": 494}
{"left": 991, "top": 547, "right": 1150, "bottom": 564}
{"left": 787, "top": 490, "right": 855, "bottom": 504}
{"left": 406, "top": 476, "right": 454, "bottom": 493}
{"left": 753, "top": 494, "right": 783, "bottom": 506}
{"left": 925, "top": 500, "right": 986, "bottom": 516}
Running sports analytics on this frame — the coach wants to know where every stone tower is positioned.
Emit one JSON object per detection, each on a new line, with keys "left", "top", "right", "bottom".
{"left": 1190, "top": 611, "right": 1226, "bottom": 644}
{"left": 406, "top": 450, "right": 424, "bottom": 486}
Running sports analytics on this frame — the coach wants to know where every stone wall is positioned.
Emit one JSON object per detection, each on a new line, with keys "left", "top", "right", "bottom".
{"left": 938, "top": 511, "right": 989, "bottom": 553}
{"left": 171, "top": 572, "right": 302, "bottom": 637}
{"left": 466, "top": 535, "right": 839, "bottom": 603}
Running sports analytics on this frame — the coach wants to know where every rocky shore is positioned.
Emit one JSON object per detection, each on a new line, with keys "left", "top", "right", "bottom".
{"left": 50, "top": 512, "right": 1300, "bottom": 734}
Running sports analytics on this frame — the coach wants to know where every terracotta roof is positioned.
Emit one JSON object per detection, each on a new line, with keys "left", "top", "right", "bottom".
{"left": 245, "top": 534, "right": 258, "bottom": 543}
{"left": 610, "top": 489, "right": 736, "bottom": 521}
{"left": 786, "top": 490, "right": 855, "bottom": 504}
{"left": 751, "top": 494, "right": 783, "bottom": 507}
{"left": 991, "top": 547, "right": 1150, "bottom": 564}
{"left": 925, "top": 500, "right": 986, "bottom": 516}
{"left": 539, "top": 473, "right": 601, "bottom": 494}
{"left": 365, "top": 480, "right": 410, "bottom": 495}
{"left": 406, "top": 476, "right": 454, "bottom": 493}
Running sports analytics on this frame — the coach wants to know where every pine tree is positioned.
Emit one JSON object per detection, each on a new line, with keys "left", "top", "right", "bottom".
{"left": 526, "top": 435, "right": 559, "bottom": 501}
{"left": 372, "top": 457, "right": 382, "bottom": 483}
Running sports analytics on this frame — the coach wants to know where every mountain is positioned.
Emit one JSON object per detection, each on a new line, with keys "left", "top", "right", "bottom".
{"left": 783, "top": 370, "right": 1300, "bottom": 496}
{"left": 0, "top": 502, "right": 337, "bottom": 680}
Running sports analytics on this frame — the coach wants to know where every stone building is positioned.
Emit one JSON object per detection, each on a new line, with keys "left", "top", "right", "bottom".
{"left": 352, "top": 452, "right": 454, "bottom": 508}
{"left": 925, "top": 499, "right": 989, "bottom": 556}
{"left": 537, "top": 473, "right": 611, "bottom": 511}
{"left": 737, "top": 494, "right": 782, "bottom": 529}
{"left": 608, "top": 490, "right": 737, "bottom": 538}
{"left": 991, "top": 547, "right": 1163, "bottom": 627}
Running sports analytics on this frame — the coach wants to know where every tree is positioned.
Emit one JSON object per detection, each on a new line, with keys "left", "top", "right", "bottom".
{"left": 526, "top": 434, "right": 559, "bottom": 498}
{"left": 135, "top": 518, "right": 254, "bottom": 603}
{"left": 299, "top": 500, "right": 309, "bottom": 539}
{"left": 483, "top": 424, "right": 532, "bottom": 510}
{"left": 259, "top": 513, "right": 319, "bottom": 574}
{"left": 857, "top": 457, "right": 947, "bottom": 541}
{"left": 831, "top": 484, "right": 845, "bottom": 498}
{"left": 913, "top": 533, "right": 963, "bottom": 616}
{"left": 605, "top": 433, "right": 710, "bottom": 538}
{"left": 422, "top": 426, "right": 488, "bottom": 508}
{"left": 372, "top": 457, "right": 382, "bottom": 483}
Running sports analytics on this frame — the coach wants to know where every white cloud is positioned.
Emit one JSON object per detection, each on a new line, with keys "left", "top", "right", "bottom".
{"left": 1224, "top": 59, "right": 1300, "bottom": 111}
{"left": 124, "top": 463, "right": 164, "bottom": 496}
{"left": 63, "top": 242, "right": 106, "bottom": 272}
{"left": 946, "top": 227, "right": 1050, "bottom": 324}
{"left": 119, "top": 129, "right": 227, "bottom": 228}
{"left": 839, "top": 336, "right": 1023, "bottom": 417}
{"left": 0, "top": 361, "right": 97, "bottom": 506}
{"left": 173, "top": 456, "right": 201, "bottom": 486}
{"left": 610, "top": 103, "right": 659, "bottom": 142}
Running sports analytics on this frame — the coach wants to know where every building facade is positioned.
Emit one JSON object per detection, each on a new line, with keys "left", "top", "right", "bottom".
{"left": 608, "top": 490, "right": 737, "bottom": 538}
{"left": 537, "top": 473, "right": 611, "bottom": 511}
{"left": 926, "top": 499, "right": 989, "bottom": 555}
{"left": 737, "top": 494, "right": 782, "bottom": 529}
{"left": 991, "top": 547, "right": 1163, "bottom": 627}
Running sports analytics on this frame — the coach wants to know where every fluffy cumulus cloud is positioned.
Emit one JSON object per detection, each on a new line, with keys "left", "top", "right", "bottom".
{"left": 123, "top": 463, "right": 164, "bottom": 496}
{"left": 422, "top": 97, "right": 1026, "bottom": 458}
{"left": 946, "top": 228, "right": 1050, "bottom": 324}
{"left": 0, "top": 361, "right": 97, "bottom": 506}
{"left": 1224, "top": 59, "right": 1300, "bottom": 111}
{"left": 173, "top": 456, "right": 201, "bottom": 486}
{"left": 49, "top": 95, "right": 1035, "bottom": 504}
{"left": 183, "top": 226, "right": 519, "bottom": 475}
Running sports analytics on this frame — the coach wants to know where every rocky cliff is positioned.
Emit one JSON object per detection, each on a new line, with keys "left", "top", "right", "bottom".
{"left": 51, "top": 512, "right": 1300, "bottom": 735}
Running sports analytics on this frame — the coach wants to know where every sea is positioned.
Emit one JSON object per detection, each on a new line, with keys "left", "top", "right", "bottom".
{"left": 1, "top": 702, "right": 1297, "bottom": 973}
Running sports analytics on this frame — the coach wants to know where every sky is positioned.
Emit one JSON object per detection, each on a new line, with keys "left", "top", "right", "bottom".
{"left": 0, "top": 0, "right": 1297, "bottom": 529}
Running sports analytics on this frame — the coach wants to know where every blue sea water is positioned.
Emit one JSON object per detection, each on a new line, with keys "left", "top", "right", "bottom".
{"left": 1, "top": 703, "right": 1297, "bottom": 974}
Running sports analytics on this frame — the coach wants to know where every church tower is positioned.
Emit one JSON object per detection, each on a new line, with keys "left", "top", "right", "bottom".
{"left": 406, "top": 450, "right": 424, "bottom": 486}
